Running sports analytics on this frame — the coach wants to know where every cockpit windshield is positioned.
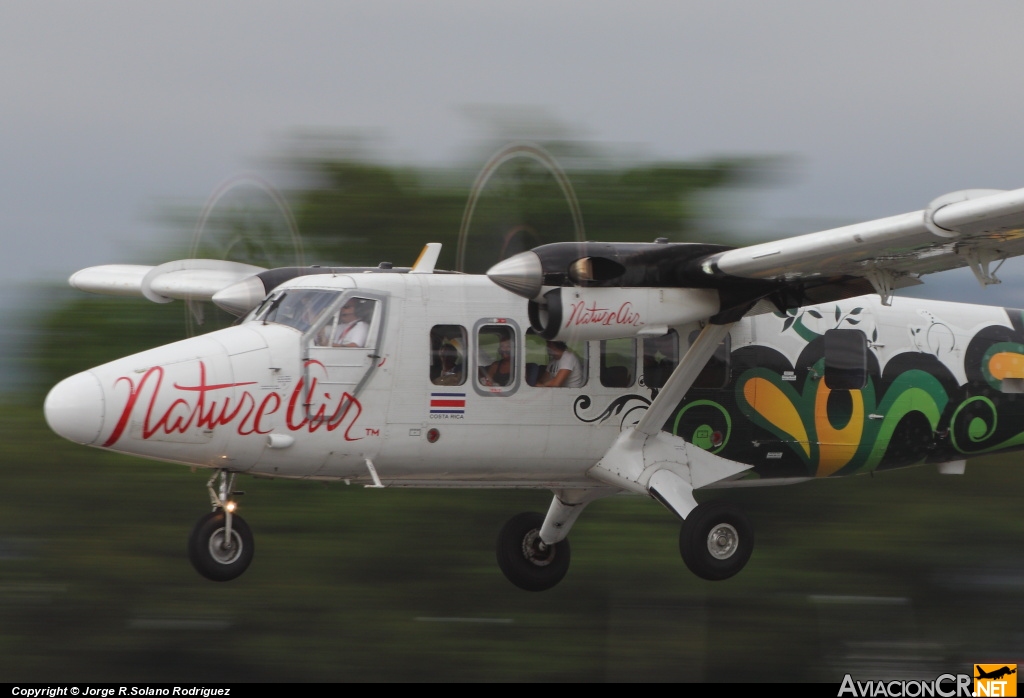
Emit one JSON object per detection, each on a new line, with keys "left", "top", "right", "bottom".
{"left": 250, "top": 289, "right": 340, "bottom": 333}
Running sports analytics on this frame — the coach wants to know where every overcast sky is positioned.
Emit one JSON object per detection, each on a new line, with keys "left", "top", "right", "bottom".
{"left": 5, "top": 1, "right": 1024, "bottom": 308}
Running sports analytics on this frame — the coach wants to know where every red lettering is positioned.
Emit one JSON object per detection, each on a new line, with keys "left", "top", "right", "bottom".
{"left": 103, "top": 359, "right": 364, "bottom": 446}
{"left": 564, "top": 300, "right": 643, "bottom": 329}
{"left": 249, "top": 392, "right": 281, "bottom": 435}
{"left": 285, "top": 360, "right": 364, "bottom": 440}
{"left": 103, "top": 367, "right": 164, "bottom": 447}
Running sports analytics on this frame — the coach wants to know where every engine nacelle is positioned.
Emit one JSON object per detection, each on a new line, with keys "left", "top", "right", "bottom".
{"left": 528, "top": 286, "right": 720, "bottom": 341}
{"left": 487, "top": 241, "right": 734, "bottom": 302}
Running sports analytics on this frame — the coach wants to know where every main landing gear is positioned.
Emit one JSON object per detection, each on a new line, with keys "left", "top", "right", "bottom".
{"left": 188, "top": 470, "right": 253, "bottom": 582}
{"left": 495, "top": 498, "right": 754, "bottom": 590}
{"left": 496, "top": 512, "right": 571, "bottom": 592}
{"left": 678, "top": 501, "right": 754, "bottom": 581}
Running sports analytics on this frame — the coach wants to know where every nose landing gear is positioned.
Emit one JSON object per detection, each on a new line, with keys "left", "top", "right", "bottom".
{"left": 188, "top": 470, "right": 254, "bottom": 582}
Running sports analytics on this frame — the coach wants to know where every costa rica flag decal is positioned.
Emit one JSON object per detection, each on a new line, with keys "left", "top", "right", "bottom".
{"left": 430, "top": 392, "right": 466, "bottom": 415}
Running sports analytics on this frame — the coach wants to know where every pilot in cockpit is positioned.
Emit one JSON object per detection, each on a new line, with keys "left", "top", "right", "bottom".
{"left": 332, "top": 299, "right": 369, "bottom": 347}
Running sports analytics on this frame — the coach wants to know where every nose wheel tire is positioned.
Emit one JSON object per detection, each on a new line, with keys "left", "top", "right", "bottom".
{"left": 496, "top": 512, "right": 570, "bottom": 592}
{"left": 188, "top": 510, "right": 254, "bottom": 582}
{"left": 678, "top": 501, "right": 753, "bottom": 581}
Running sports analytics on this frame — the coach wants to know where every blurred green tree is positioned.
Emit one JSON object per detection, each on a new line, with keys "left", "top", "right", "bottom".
{"left": 291, "top": 145, "right": 761, "bottom": 273}
{"left": 31, "top": 139, "right": 764, "bottom": 388}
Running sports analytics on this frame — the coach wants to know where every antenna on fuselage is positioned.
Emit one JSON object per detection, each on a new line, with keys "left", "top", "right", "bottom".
{"left": 410, "top": 242, "right": 443, "bottom": 274}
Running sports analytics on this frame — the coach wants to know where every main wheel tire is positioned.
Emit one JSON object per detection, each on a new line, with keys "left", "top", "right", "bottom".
{"left": 679, "top": 501, "right": 753, "bottom": 581}
{"left": 188, "top": 510, "right": 254, "bottom": 582}
{"left": 496, "top": 512, "right": 570, "bottom": 592}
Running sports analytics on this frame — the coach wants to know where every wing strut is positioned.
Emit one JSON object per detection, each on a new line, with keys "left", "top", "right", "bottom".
{"left": 863, "top": 268, "right": 898, "bottom": 306}
{"left": 587, "top": 321, "right": 750, "bottom": 521}
{"left": 633, "top": 321, "right": 734, "bottom": 437}
{"left": 959, "top": 246, "right": 1006, "bottom": 287}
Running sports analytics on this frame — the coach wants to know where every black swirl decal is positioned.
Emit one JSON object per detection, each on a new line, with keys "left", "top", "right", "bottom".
{"left": 574, "top": 394, "right": 651, "bottom": 426}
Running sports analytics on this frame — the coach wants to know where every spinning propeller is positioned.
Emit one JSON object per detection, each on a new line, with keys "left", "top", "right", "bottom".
{"left": 184, "top": 175, "right": 304, "bottom": 336}
{"left": 456, "top": 142, "right": 585, "bottom": 274}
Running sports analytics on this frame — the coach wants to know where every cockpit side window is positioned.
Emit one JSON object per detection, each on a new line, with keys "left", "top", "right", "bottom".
{"left": 254, "top": 289, "right": 339, "bottom": 332}
{"left": 313, "top": 297, "right": 377, "bottom": 348}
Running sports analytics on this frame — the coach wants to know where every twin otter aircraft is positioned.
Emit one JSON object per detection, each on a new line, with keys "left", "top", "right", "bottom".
{"left": 43, "top": 184, "right": 1024, "bottom": 590}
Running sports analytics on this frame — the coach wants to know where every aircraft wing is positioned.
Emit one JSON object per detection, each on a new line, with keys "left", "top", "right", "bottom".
{"left": 65, "top": 244, "right": 446, "bottom": 315}
{"left": 69, "top": 259, "right": 267, "bottom": 307}
{"left": 489, "top": 186, "right": 1024, "bottom": 320}
{"left": 700, "top": 187, "right": 1024, "bottom": 304}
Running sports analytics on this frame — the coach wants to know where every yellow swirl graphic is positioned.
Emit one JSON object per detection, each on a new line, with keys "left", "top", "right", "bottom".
{"left": 743, "top": 378, "right": 810, "bottom": 457}
{"left": 814, "top": 382, "right": 863, "bottom": 477}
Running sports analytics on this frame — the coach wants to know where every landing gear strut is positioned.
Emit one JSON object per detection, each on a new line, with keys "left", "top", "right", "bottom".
{"left": 678, "top": 501, "right": 753, "bottom": 581}
{"left": 496, "top": 512, "right": 571, "bottom": 592}
{"left": 188, "top": 470, "right": 253, "bottom": 582}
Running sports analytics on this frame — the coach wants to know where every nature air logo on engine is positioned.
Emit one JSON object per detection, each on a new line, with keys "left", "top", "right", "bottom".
{"left": 975, "top": 664, "right": 1017, "bottom": 697}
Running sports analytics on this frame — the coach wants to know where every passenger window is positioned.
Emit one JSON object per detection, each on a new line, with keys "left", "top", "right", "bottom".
{"left": 601, "top": 338, "right": 635, "bottom": 387}
{"left": 643, "top": 331, "right": 678, "bottom": 390}
{"left": 478, "top": 325, "right": 516, "bottom": 389}
{"left": 525, "top": 334, "right": 587, "bottom": 388}
{"left": 824, "top": 329, "right": 868, "bottom": 390}
{"left": 689, "top": 330, "right": 731, "bottom": 390}
{"left": 524, "top": 333, "right": 548, "bottom": 385}
{"left": 430, "top": 325, "right": 467, "bottom": 386}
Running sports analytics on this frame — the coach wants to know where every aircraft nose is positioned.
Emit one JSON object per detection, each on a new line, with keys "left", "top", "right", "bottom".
{"left": 44, "top": 371, "right": 105, "bottom": 445}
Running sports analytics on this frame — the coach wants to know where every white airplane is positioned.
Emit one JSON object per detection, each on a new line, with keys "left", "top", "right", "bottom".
{"left": 43, "top": 184, "right": 1024, "bottom": 590}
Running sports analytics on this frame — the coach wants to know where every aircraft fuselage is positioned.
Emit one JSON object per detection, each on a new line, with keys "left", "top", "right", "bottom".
{"left": 44, "top": 271, "right": 1024, "bottom": 489}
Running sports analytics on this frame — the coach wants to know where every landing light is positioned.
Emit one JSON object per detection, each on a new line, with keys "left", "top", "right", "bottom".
{"left": 225, "top": 501, "right": 238, "bottom": 513}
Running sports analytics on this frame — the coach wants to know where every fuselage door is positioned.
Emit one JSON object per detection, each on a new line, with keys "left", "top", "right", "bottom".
{"left": 302, "top": 291, "right": 388, "bottom": 425}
